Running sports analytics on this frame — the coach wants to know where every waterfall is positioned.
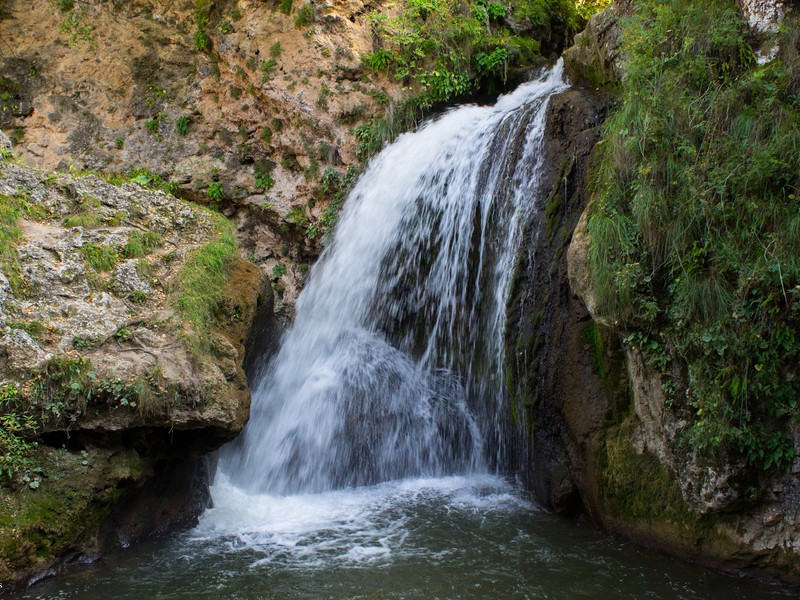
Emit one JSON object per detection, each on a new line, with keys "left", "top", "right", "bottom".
{"left": 220, "top": 63, "right": 568, "bottom": 495}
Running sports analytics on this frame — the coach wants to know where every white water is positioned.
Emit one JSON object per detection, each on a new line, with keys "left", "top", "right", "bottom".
{"left": 219, "top": 64, "right": 568, "bottom": 499}
{"left": 196, "top": 473, "right": 532, "bottom": 570}
{"left": 207, "top": 64, "right": 568, "bottom": 563}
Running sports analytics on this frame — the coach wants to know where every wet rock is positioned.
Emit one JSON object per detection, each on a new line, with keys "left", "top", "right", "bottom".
{"left": 504, "top": 86, "right": 611, "bottom": 515}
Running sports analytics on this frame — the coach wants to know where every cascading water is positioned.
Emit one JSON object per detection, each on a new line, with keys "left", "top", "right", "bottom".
{"left": 220, "top": 64, "right": 569, "bottom": 495}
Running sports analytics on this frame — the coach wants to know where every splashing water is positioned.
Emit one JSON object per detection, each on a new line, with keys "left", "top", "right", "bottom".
{"left": 220, "top": 63, "right": 569, "bottom": 495}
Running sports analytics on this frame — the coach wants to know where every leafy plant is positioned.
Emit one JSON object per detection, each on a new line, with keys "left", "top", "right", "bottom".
{"left": 206, "top": 181, "right": 224, "bottom": 201}
{"left": 59, "top": 9, "right": 95, "bottom": 48}
{"left": 175, "top": 115, "right": 190, "bottom": 136}
{"left": 0, "top": 384, "right": 38, "bottom": 482}
{"left": 145, "top": 113, "right": 167, "bottom": 135}
{"left": 271, "top": 263, "right": 287, "bottom": 278}
{"left": 194, "top": 0, "right": 212, "bottom": 51}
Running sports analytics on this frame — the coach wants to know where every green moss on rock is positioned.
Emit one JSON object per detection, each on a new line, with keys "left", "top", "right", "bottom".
{"left": 0, "top": 446, "right": 148, "bottom": 583}
{"left": 596, "top": 418, "right": 696, "bottom": 523}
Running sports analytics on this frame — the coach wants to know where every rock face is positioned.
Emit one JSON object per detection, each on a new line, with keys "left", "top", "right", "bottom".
{"left": 504, "top": 84, "right": 612, "bottom": 515}
{"left": 510, "top": 3, "right": 800, "bottom": 584}
{"left": 0, "top": 0, "right": 398, "bottom": 318}
{"left": 562, "top": 3, "right": 626, "bottom": 88}
{"left": 739, "top": 0, "right": 785, "bottom": 34}
{"left": 0, "top": 138, "right": 272, "bottom": 586}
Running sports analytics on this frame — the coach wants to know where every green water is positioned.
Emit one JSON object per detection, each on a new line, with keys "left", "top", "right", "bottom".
{"left": 9, "top": 475, "right": 793, "bottom": 599}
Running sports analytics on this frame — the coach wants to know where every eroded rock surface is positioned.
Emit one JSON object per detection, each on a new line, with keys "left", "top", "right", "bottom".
{"left": 0, "top": 139, "right": 269, "bottom": 586}
{"left": 0, "top": 0, "right": 399, "bottom": 317}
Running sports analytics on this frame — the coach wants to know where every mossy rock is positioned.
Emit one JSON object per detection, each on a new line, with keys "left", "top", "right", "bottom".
{"left": 0, "top": 446, "right": 149, "bottom": 584}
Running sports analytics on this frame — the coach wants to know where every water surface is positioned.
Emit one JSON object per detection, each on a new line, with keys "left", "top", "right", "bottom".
{"left": 15, "top": 475, "right": 792, "bottom": 600}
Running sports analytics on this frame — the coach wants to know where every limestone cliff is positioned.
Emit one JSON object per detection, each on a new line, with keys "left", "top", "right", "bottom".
{"left": 0, "top": 130, "right": 270, "bottom": 587}
{"left": 0, "top": 0, "right": 399, "bottom": 318}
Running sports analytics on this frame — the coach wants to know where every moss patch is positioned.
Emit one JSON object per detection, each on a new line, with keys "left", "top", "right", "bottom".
{"left": 597, "top": 419, "right": 695, "bottom": 523}
{"left": 0, "top": 446, "right": 148, "bottom": 583}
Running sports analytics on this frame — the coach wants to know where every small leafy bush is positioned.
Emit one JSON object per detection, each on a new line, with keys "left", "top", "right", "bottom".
{"left": 0, "top": 384, "right": 38, "bottom": 482}
{"left": 206, "top": 181, "right": 225, "bottom": 201}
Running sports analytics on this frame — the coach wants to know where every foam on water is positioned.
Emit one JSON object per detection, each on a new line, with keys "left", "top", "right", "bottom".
{"left": 196, "top": 474, "right": 534, "bottom": 569}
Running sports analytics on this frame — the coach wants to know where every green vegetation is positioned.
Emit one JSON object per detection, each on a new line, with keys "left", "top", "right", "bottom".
{"left": 58, "top": 7, "right": 95, "bottom": 49}
{"left": 0, "top": 384, "right": 37, "bottom": 483}
{"left": 206, "top": 181, "right": 224, "bottom": 201}
{"left": 8, "top": 320, "right": 46, "bottom": 341}
{"left": 351, "top": 0, "right": 608, "bottom": 164}
{"left": 598, "top": 419, "right": 696, "bottom": 522}
{"left": 25, "top": 355, "right": 177, "bottom": 424}
{"left": 0, "top": 195, "right": 26, "bottom": 293}
{"left": 81, "top": 243, "right": 119, "bottom": 271}
{"left": 145, "top": 113, "right": 166, "bottom": 135}
{"left": 127, "top": 167, "right": 181, "bottom": 197}
{"left": 278, "top": 0, "right": 293, "bottom": 16}
{"left": 306, "top": 167, "right": 355, "bottom": 239}
{"left": 0, "top": 193, "right": 49, "bottom": 292}
{"left": 175, "top": 115, "right": 190, "bottom": 136}
{"left": 173, "top": 214, "right": 238, "bottom": 355}
{"left": 121, "top": 231, "right": 164, "bottom": 259}
{"left": 194, "top": 0, "right": 212, "bottom": 51}
{"left": 271, "top": 263, "right": 287, "bottom": 278}
{"left": 294, "top": 2, "right": 314, "bottom": 28}
{"left": 364, "top": 0, "right": 598, "bottom": 109}
{"left": 254, "top": 159, "right": 275, "bottom": 191}
{"left": 0, "top": 77, "right": 20, "bottom": 115}
{"left": 586, "top": 0, "right": 800, "bottom": 471}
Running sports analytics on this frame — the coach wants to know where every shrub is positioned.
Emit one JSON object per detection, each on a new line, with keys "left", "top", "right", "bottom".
{"left": 271, "top": 263, "right": 287, "bottom": 278}
{"left": 294, "top": 2, "right": 314, "bottom": 27}
{"left": 278, "top": 0, "right": 292, "bottom": 15}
